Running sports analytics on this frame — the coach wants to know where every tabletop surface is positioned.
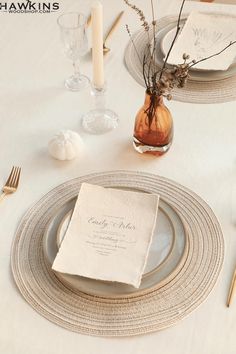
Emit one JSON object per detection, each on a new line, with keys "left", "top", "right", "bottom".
{"left": 1, "top": 0, "right": 236, "bottom": 353}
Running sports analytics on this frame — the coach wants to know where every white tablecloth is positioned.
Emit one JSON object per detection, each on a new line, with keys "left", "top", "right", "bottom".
{"left": 1, "top": 0, "right": 236, "bottom": 353}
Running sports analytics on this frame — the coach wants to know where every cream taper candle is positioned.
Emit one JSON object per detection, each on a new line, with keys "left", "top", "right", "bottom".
{"left": 91, "top": 1, "right": 104, "bottom": 88}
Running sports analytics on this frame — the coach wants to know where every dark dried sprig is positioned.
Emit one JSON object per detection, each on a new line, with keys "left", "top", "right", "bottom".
{"left": 159, "top": 0, "right": 186, "bottom": 80}
{"left": 125, "top": 24, "right": 143, "bottom": 66}
{"left": 150, "top": 0, "right": 158, "bottom": 77}
{"left": 142, "top": 53, "right": 149, "bottom": 88}
{"left": 123, "top": 0, "right": 158, "bottom": 87}
{"left": 126, "top": 24, "right": 150, "bottom": 87}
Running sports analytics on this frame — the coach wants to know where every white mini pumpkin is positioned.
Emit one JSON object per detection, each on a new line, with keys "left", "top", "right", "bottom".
{"left": 48, "top": 130, "right": 84, "bottom": 161}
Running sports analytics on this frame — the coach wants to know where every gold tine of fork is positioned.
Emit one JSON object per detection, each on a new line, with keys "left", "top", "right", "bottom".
{"left": 5, "top": 166, "right": 16, "bottom": 187}
{"left": 10, "top": 167, "right": 19, "bottom": 188}
{"left": 12, "top": 167, "right": 20, "bottom": 187}
{"left": 14, "top": 167, "right": 21, "bottom": 189}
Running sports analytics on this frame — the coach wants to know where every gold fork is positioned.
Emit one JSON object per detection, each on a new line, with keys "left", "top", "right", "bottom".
{"left": 0, "top": 166, "right": 21, "bottom": 203}
{"left": 103, "top": 11, "right": 124, "bottom": 54}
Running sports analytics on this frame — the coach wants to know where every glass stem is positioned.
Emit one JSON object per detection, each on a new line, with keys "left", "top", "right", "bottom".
{"left": 73, "top": 60, "right": 80, "bottom": 78}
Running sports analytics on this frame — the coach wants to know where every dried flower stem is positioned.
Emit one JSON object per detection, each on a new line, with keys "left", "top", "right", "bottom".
{"left": 144, "top": 93, "right": 159, "bottom": 127}
{"left": 144, "top": 45, "right": 151, "bottom": 88}
{"left": 149, "top": 0, "right": 157, "bottom": 78}
{"left": 159, "top": 0, "right": 186, "bottom": 80}
{"left": 126, "top": 24, "right": 149, "bottom": 87}
{"left": 143, "top": 53, "right": 149, "bottom": 88}
{"left": 123, "top": 0, "right": 149, "bottom": 32}
{"left": 125, "top": 24, "right": 142, "bottom": 66}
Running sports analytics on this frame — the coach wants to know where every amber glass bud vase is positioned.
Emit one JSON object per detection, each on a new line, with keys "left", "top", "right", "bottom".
{"left": 133, "top": 92, "right": 173, "bottom": 156}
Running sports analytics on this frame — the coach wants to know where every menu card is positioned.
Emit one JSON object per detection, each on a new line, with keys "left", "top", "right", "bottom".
{"left": 167, "top": 11, "right": 236, "bottom": 71}
{"left": 52, "top": 183, "right": 159, "bottom": 288}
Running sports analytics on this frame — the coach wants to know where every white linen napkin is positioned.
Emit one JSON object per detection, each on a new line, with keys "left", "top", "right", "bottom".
{"left": 167, "top": 11, "right": 236, "bottom": 70}
{"left": 52, "top": 183, "right": 159, "bottom": 288}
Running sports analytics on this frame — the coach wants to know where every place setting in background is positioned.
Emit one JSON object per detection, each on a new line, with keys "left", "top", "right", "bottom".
{"left": 163, "top": 11, "right": 236, "bottom": 73}
{"left": 124, "top": 0, "right": 236, "bottom": 104}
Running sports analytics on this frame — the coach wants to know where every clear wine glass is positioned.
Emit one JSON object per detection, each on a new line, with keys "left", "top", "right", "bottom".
{"left": 57, "top": 12, "right": 90, "bottom": 91}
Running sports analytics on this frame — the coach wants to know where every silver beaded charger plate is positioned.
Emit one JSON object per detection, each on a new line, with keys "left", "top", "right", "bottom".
{"left": 43, "top": 198, "right": 187, "bottom": 298}
{"left": 11, "top": 171, "right": 224, "bottom": 336}
{"left": 124, "top": 14, "right": 236, "bottom": 103}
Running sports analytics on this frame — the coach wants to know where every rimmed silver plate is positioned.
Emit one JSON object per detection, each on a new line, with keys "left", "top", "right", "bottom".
{"left": 43, "top": 191, "right": 188, "bottom": 298}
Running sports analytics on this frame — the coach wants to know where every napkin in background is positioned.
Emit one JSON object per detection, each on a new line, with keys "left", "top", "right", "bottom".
{"left": 167, "top": 11, "right": 236, "bottom": 70}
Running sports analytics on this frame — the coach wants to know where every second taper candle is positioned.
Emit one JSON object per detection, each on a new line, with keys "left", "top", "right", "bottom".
{"left": 92, "top": 1, "right": 104, "bottom": 88}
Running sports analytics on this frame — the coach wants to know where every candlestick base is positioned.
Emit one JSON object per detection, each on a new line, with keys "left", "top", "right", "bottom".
{"left": 82, "top": 108, "right": 118, "bottom": 134}
{"left": 82, "top": 84, "right": 118, "bottom": 134}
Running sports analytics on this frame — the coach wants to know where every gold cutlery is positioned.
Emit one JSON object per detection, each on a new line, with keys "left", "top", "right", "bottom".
{"left": 87, "top": 14, "right": 91, "bottom": 27}
{"left": 88, "top": 11, "right": 124, "bottom": 55}
{"left": 103, "top": 11, "right": 124, "bottom": 54}
{"left": 227, "top": 267, "right": 236, "bottom": 307}
{"left": 0, "top": 166, "right": 21, "bottom": 203}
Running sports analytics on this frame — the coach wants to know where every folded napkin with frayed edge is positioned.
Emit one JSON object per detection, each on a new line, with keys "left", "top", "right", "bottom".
{"left": 52, "top": 183, "right": 159, "bottom": 288}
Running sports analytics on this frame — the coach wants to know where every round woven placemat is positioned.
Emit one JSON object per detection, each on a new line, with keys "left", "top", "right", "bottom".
{"left": 11, "top": 171, "right": 224, "bottom": 336}
{"left": 124, "top": 15, "right": 236, "bottom": 104}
